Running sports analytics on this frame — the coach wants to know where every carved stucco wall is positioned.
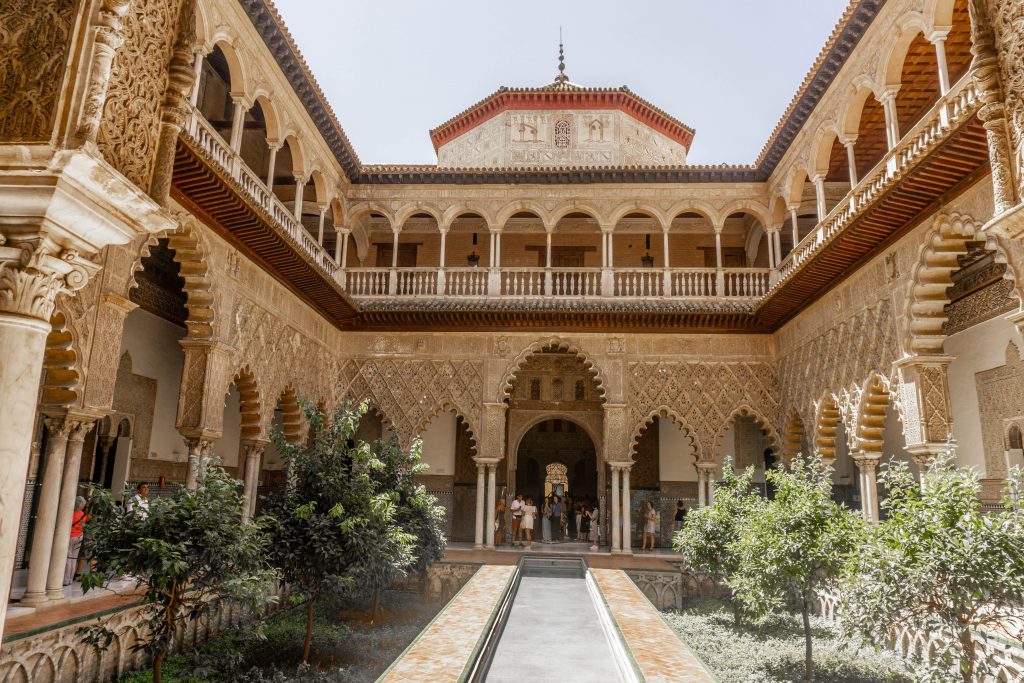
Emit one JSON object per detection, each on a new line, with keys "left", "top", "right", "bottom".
{"left": 437, "top": 109, "right": 689, "bottom": 168}
{"left": 975, "top": 341, "right": 1024, "bottom": 478}
{"left": 988, "top": 0, "right": 1024, "bottom": 200}
{"left": 0, "top": 0, "right": 81, "bottom": 142}
{"left": 98, "top": 0, "right": 188, "bottom": 190}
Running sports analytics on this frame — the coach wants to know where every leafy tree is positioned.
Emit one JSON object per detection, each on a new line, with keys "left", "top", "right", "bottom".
{"left": 365, "top": 434, "right": 446, "bottom": 618}
{"left": 673, "top": 458, "right": 763, "bottom": 624}
{"left": 841, "top": 454, "right": 1024, "bottom": 682}
{"left": 81, "top": 463, "right": 274, "bottom": 683}
{"left": 730, "top": 454, "right": 864, "bottom": 681}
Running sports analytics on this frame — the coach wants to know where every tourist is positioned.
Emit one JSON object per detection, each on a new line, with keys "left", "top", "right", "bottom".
{"left": 541, "top": 496, "right": 552, "bottom": 543}
{"left": 551, "top": 495, "right": 563, "bottom": 542}
{"left": 521, "top": 497, "right": 537, "bottom": 549}
{"left": 125, "top": 482, "right": 150, "bottom": 518}
{"left": 511, "top": 494, "right": 524, "bottom": 546}
{"left": 641, "top": 500, "right": 658, "bottom": 551}
{"left": 64, "top": 496, "right": 88, "bottom": 586}
{"left": 673, "top": 500, "right": 687, "bottom": 533}
{"left": 575, "top": 503, "right": 584, "bottom": 541}
{"left": 588, "top": 502, "right": 600, "bottom": 551}
{"left": 495, "top": 498, "right": 507, "bottom": 547}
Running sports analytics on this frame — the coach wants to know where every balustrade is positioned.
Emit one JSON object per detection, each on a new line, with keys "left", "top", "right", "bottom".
{"left": 614, "top": 269, "right": 663, "bottom": 297}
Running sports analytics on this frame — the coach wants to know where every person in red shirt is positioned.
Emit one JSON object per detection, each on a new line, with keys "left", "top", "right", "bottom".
{"left": 64, "top": 496, "right": 88, "bottom": 586}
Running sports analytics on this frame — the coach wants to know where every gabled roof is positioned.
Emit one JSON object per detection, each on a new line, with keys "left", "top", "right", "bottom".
{"left": 428, "top": 81, "right": 696, "bottom": 153}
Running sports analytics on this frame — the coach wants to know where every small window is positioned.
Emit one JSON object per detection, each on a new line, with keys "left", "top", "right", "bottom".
{"left": 574, "top": 380, "right": 585, "bottom": 401}
{"left": 552, "top": 379, "right": 563, "bottom": 401}
{"left": 554, "top": 119, "right": 571, "bottom": 148}
{"left": 529, "top": 379, "right": 541, "bottom": 401}
{"left": 1009, "top": 424, "right": 1023, "bottom": 450}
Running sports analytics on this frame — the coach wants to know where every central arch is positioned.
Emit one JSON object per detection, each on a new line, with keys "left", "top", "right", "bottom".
{"left": 497, "top": 337, "right": 607, "bottom": 402}
{"left": 514, "top": 416, "right": 599, "bottom": 512}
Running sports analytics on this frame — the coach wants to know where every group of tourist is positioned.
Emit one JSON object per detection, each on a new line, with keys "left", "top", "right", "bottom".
{"left": 494, "top": 494, "right": 601, "bottom": 550}
{"left": 492, "top": 496, "right": 689, "bottom": 552}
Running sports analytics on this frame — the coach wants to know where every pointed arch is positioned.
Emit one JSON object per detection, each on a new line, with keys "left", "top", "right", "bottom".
{"left": 783, "top": 407, "right": 806, "bottom": 461}
{"left": 414, "top": 400, "right": 479, "bottom": 452}
{"left": 628, "top": 406, "right": 701, "bottom": 460}
{"left": 814, "top": 394, "right": 842, "bottom": 461}
{"left": 496, "top": 337, "right": 607, "bottom": 402}
{"left": 230, "top": 366, "right": 261, "bottom": 440}
{"left": 855, "top": 373, "right": 892, "bottom": 455}
{"left": 904, "top": 212, "right": 1021, "bottom": 355}
{"left": 163, "top": 216, "right": 217, "bottom": 340}
{"left": 712, "top": 404, "right": 781, "bottom": 462}
{"left": 40, "top": 306, "right": 84, "bottom": 409}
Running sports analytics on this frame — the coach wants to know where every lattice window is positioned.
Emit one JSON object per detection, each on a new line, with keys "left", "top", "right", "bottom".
{"left": 554, "top": 119, "right": 571, "bottom": 148}
{"left": 574, "top": 380, "right": 585, "bottom": 401}
{"left": 530, "top": 378, "right": 541, "bottom": 401}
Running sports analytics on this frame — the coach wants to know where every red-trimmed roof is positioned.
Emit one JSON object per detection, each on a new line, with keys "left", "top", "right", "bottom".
{"left": 429, "top": 83, "right": 696, "bottom": 153}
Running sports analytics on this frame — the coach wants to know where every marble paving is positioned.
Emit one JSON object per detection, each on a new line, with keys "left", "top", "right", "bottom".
{"left": 592, "top": 569, "right": 714, "bottom": 683}
{"left": 379, "top": 564, "right": 513, "bottom": 682}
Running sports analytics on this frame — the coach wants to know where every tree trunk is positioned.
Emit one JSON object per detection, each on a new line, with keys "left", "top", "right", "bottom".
{"left": 371, "top": 587, "right": 381, "bottom": 624}
{"left": 732, "top": 600, "right": 741, "bottom": 627}
{"left": 153, "top": 650, "right": 164, "bottom": 683}
{"left": 302, "top": 598, "right": 315, "bottom": 663}
{"left": 958, "top": 628, "right": 976, "bottom": 683}
{"left": 801, "top": 594, "right": 813, "bottom": 681}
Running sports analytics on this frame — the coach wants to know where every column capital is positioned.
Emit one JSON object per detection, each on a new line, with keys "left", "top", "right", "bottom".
{"left": 878, "top": 86, "right": 900, "bottom": 103}
{"left": 927, "top": 28, "right": 951, "bottom": 43}
{"left": 599, "top": 223, "right": 616, "bottom": 234}
{"left": 850, "top": 451, "right": 881, "bottom": 472}
{"left": 0, "top": 240, "right": 101, "bottom": 321}
{"left": 841, "top": 135, "right": 858, "bottom": 147}
{"left": 695, "top": 461, "right": 718, "bottom": 473}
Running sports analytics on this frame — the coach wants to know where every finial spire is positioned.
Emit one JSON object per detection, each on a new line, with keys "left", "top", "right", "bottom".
{"left": 556, "top": 27, "right": 568, "bottom": 83}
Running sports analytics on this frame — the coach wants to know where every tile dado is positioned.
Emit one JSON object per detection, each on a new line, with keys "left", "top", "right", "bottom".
{"left": 380, "top": 565, "right": 513, "bottom": 682}
{"left": 593, "top": 568, "right": 714, "bottom": 683}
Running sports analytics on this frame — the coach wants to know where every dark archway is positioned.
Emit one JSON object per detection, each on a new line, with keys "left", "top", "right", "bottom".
{"left": 515, "top": 418, "right": 598, "bottom": 507}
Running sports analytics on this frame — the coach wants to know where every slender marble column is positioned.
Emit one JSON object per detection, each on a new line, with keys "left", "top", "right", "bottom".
{"left": 47, "top": 420, "right": 95, "bottom": 600}
{"left": 20, "top": 418, "right": 72, "bottom": 606}
{"left": 697, "top": 468, "right": 707, "bottom": 508}
{"left": 485, "top": 463, "right": 497, "bottom": 548}
{"left": 621, "top": 466, "right": 632, "bottom": 555}
{"left": 610, "top": 465, "right": 621, "bottom": 553}
{"left": 474, "top": 463, "right": 486, "bottom": 549}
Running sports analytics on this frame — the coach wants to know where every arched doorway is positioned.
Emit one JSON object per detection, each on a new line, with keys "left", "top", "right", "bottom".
{"left": 515, "top": 418, "right": 598, "bottom": 505}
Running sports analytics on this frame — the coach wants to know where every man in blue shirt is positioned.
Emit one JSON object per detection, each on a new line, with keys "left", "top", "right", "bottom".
{"left": 551, "top": 495, "right": 563, "bottom": 542}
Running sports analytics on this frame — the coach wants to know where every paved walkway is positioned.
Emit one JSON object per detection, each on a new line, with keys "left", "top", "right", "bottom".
{"left": 593, "top": 569, "right": 714, "bottom": 682}
{"left": 379, "top": 564, "right": 514, "bottom": 682}
{"left": 4, "top": 578, "right": 141, "bottom": 642}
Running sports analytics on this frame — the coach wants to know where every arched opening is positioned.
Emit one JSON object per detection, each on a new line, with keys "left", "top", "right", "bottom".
{"left": 270, "top": 136, "right": 300, "bottom": 208}
{"left": 852, "top": 93, "right": 888, "bottom": 178}
{"left": 417, "top": 410, "right": 477, "bottom": 543}
{"left": 195, "top": 44, "right": 235, "bottom": 143}
{"left": 893, "top": 32, "right": 943, "bottom": 134}
{"left": 717, "top": 411, "right": 777, "bottom": 498}
{"left": 217, "top": 368, "right": 260, "bottom": 482}
{"left": 783, "top": 408, "right": 807, "bottom": 462}
{"left": 1007, "top": 424, "right": 1024, "bottom": 473}
{"left": 665, "top": 210, "right": 720, "bottom": 272}
{"left": 238, "top": 98, "right": 272, "bottom": 179}
{"left": 516, "top": 418, "right": 598, "bottom": 511}
{"left": 631, "top": 413, "right": 697, "bottom": 545}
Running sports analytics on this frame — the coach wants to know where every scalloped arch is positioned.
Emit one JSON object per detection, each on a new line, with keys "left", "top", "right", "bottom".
{"left": 711, "top": 404, "right": 781, "bottom": 462}
{"left": 628, "top": 406, "right": 701, "bottom": 460}
{"left": 496, "top": 337, "right": 607, "bottom": 403}
{"left": 415, "top": 400, "right": 479, "bottom": 453}
{"left": 159, "top": 217, "right": 217, "bottom": 340}
{"left": 40, "top": 306, "right": 84, "bottom": 409}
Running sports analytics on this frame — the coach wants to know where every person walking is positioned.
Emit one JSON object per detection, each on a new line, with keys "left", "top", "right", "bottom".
{"left": 541, "top": 496, "right": 552, "bottom": 543}
{"left": 551, "top": 495, "right": 563, "bottom": 542}
{"left": 64, "top": 496, "right": 88, "bottom": 586}
{"left": 673, "top": 500, "right": 687, "bottom": 534}
{"left": 641, "top": 500, "right": 658, "bottom": 552}
{"left": 495, "top": 498, "right": 507, "bottom": 547}
{"left": 521, "top": 497, "right": 537, "bottom": 550}
{"left": 588, "top": 502, "right": 600, "bottom": 551}
{"left": 511, "top": 494, "right": 524, "bottom": 547}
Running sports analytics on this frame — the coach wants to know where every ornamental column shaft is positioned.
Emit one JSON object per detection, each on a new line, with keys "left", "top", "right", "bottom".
{"left": 789, "top": 207, "right": 800, "bottom": 248}
{"left": 610, "top": 465, "right": 621, "bottom": 553}
{"left": 266, "top": 144, "right": 280, "bottom": 191}
{"left": 697, "top": 468, "right": 707, "bottom": 508}
{"left": 47, "top": 420, "right": 95, "bottom": 600}
{"left": 485, "top": 464, "right": 497, "bottom": 548}
{"left": 844, "top": 139, "right": 859, "bottom": 187}
{"left": 474, "top": 462, "right": 486, "bottom": 549}
{"left": 21, "top": 419, "right": 72, "bottom": 606}
{"left": 621, "top": 466, "right": 632, "bottom": 555}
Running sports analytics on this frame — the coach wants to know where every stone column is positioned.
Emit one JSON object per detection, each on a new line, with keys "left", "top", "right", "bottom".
{"left": 789, "top": 207, "right": 800, "bottom": 248}
{"left": 316, "top": 205, "right": 327, "bottom": 245}
{"left": 228, "top": 97, "right": 248, "bottom": 153}
{"left": 843, "top": 139, "right": 859, "bottom": 187}
{"left": 241, "top": 440, "right": 266, "bottom": 522}
{"left": 932, "top": 31, "right": 951, "bottom": 95}
{"left": 338, "top": 228, "right": 350, "bottom": 267}
{"left": 620, "top": 465, "right": 632, "bottom": 555}
{"left": 265, "top": 143, "right": 280, "bottom": 191}
{"left": 812, "top": 174, "right": 827, "bottom": 221}
{"left": 773, "top": 229, "right": 783, "bottom": 264}
{"left": 879, "top": 89, "right": 901, "bottom": 149}
{"left": 293, "top": 176, "right": 306, "bottom": 221}
{"left": 20, "top": 418, "right": 73, "bottom": 606}
{"left": 184, "top": 436, "right": 214, "bottom": 490}
{"left": 610, "top": 464, "right": 621, "bottom": 553}
{"left": 852, "top": 453, "right": 881, "bottom": 523}
{"left": 967, "top": 0, "right": 1020, "bottom": 216}
{"left": 474, "top": 461, "right": 486, "bottom": 549}
{"left": 485, "top": 463, "right": 497, "bottom": 548}
{"left": 0, "top": 243, "right": 100, "bottom": 637}
{"left": 47, "top": 418, "right": 96, "bottom": 600}
{"left": 189, "top": 47, "right": 205, "bottom": 106}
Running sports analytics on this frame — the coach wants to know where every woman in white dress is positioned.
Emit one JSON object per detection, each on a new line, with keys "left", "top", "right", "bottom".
{"left": 521, "top": 497, "right": 537, "bottom": 549}
{"left": 541, "top": 496, "right": 552, "bottom": 543}
{"left": 641, "top": 500, "right": 658, "bottom": 551}
{"left": 588, "top": 504, "right": 600, "bottom": 551}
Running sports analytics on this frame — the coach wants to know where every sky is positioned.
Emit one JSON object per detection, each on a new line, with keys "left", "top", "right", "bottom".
{"left": 273, "top": 0, "right": 850, "bottom": 166}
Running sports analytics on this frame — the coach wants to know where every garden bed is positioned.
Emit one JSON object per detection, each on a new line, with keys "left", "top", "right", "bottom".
{"left": 117, "top": 589, "right": 442, "bottom": 682}
{"left": 663, "top": 599, "right": 913, "bottom": 682}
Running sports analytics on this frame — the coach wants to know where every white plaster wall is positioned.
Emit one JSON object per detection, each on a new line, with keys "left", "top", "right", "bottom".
{"left": 420, "top": 410, "right": 456, "bottom": 476}
{"left": 437, "top": 109, "right": 689, "bottom": 168}
{"left": 945, "top": 314, "right": 1024, "bottom": 474}
{"left": 882, "top": 401, "right": 919, "bottom": 478}
{"left": 658, "top": 416, "right": 697, "bottom": 482}
{"left": 217, "top": 386, "right": 241, "bottom": 468}
{"left": 118, "top": 309, "right": 187, "bottom": 463}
